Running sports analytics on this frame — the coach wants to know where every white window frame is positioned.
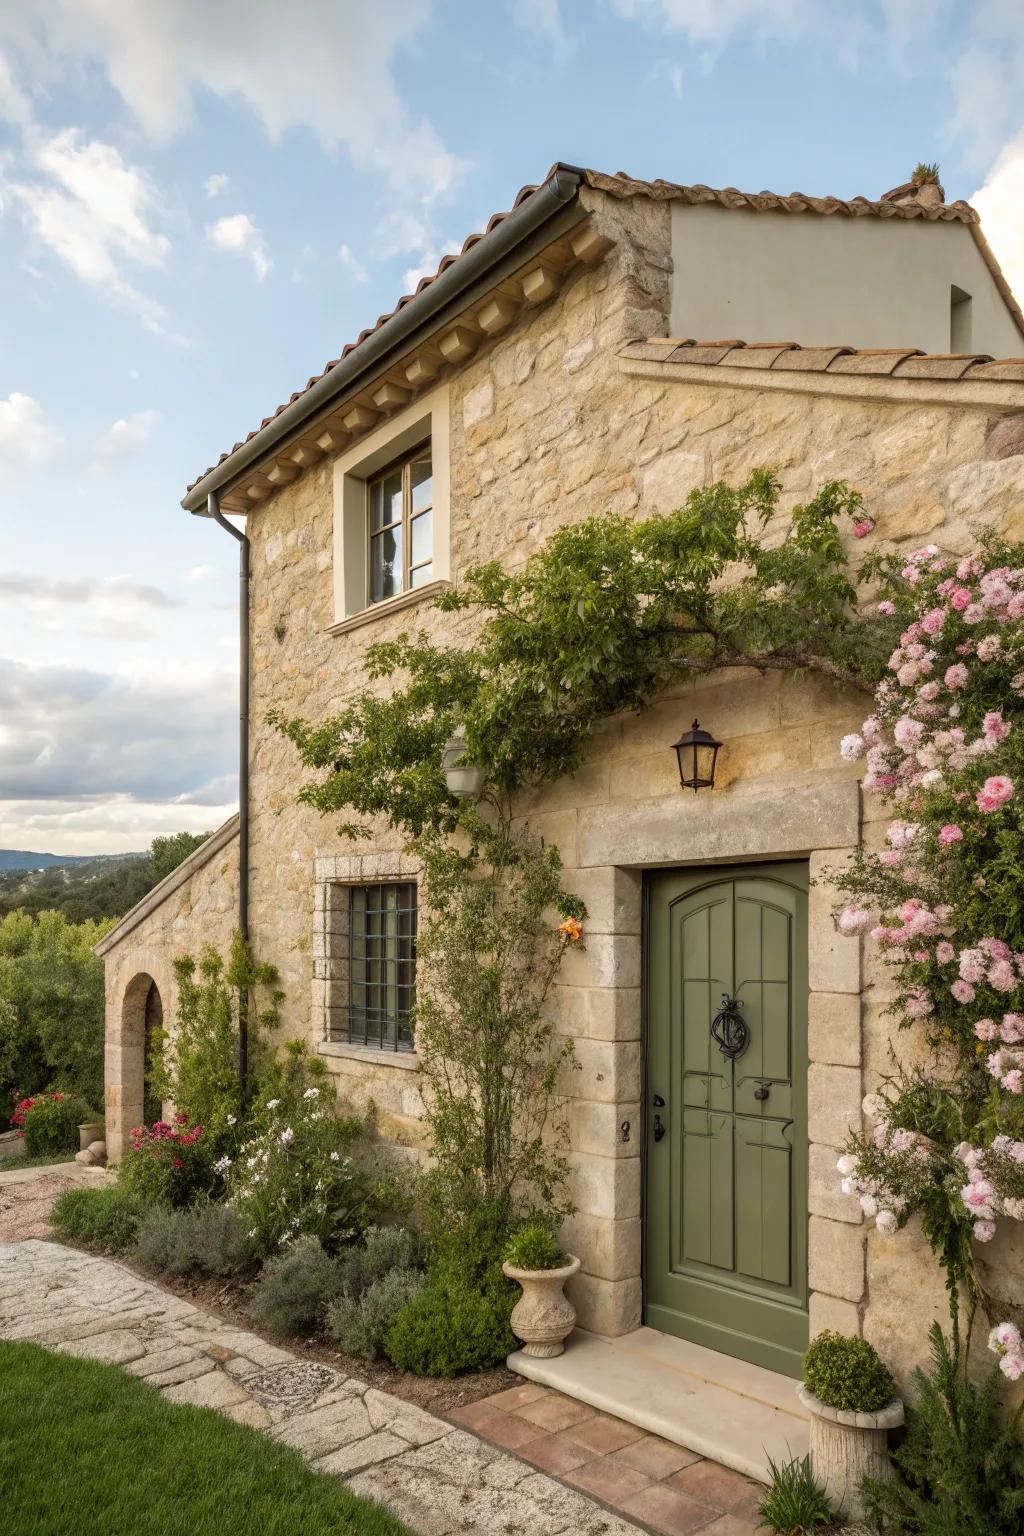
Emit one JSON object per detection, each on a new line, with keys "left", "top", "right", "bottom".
{"left": 329, "top": 384, "right": 450, "bottom": 632}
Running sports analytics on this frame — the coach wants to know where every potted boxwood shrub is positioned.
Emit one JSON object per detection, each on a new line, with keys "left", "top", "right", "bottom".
{"left": 502, "top": 1221, "right": 580, "bottom": 1359}
{"left": 797, "top": 1330, "right": 904, "bottom": 1521}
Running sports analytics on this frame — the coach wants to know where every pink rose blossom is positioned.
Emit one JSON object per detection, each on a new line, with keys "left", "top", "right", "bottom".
{"left": 1004, "top": 1069, "right": 1024, "bottom": 1094}
{"left": 938, "top": 824, "right": 963, "bottom": 847}
{"left": 945, "top": 662, "right": 969, "bottom": 690}
{"left": 963, "top": 603, "right": 986, "bottom": 625}
{"left": 982, "top": 710, "right": 1010, "bottom": 744}
{"left": 951, "top": 979, "right": 976, "bottom": 1004}
{"left": 977, "top": 634, "right": 1002, "bottom": 661}
{"left": 837, "top": 904, "right": 871, "bottom": 936}
{"left": 905, "top": 989, "right": 933, "bottom": 1019}
{"left": 839, "top": 734, "right": 865, "bottom": 762}
{"left": 877, "top": 600, "right": 896, "bottom": 616}
{"left": 977, "top": 775, "right": 1015, "bottom": 812}
{"left": 949, "top": 587, "right": 973, "bottom": 611}
{"left": 959, "top": 949, "right": 986, "bottom": 984}
{"left": 974, "top": 1019, "right": 998, "bottom": 1042}
{"left": 853, "top": 518, "right": 874, "bottom": 538}
{"left": 974, "top": 1219, "right": 997, "bottom": 1242}
{"left": 990, "top": 959, "right": 1018, "bottom": 993}
{"left": 936, "top": 941, "right": 955, "bottom": 964}
{"left": 1002, "top": 1015, "right": 1024, "bottom": 1044}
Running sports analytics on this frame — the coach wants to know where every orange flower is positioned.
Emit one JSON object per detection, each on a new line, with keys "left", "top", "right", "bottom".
{"left": 558, "top": 916, "right": 583, "bottom": 944}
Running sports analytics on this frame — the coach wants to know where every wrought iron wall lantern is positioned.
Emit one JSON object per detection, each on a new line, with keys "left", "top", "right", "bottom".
{"left": 672, "top": 718, "right": 722, "bottom": 792}
{"left": 441, "top": 726, "right": 486, "bottom": 801}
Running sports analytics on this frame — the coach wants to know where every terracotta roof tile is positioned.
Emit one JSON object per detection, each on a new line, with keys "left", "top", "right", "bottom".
{"left": 187, "top": 162, "right": 1024, "bottom": 497}
{"left": 621, "top": 337, "right": 1024, "bottom": 388}
{"left": 890, "top": 353, "right": 992, "bottom": 379}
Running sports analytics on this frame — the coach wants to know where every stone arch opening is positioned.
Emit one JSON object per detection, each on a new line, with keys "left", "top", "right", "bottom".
{"left": 119, "top": 972, "right": 163, "bottom": 1141}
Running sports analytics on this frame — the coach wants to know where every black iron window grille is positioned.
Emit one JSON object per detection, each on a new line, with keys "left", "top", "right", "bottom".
{"left": 336, "top": 882, "right": 417, "bottom": 1051}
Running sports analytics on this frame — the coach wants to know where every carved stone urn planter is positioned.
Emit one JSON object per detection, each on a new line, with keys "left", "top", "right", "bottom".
{"left": 78, "top": 1120, "right": 105, "bottom": 1152}
{"left": 503, "top": 1254, "right": 581, "bottom": 1358}
{"left": 798, "top": 1384, "right": 904, "bottom": 1521}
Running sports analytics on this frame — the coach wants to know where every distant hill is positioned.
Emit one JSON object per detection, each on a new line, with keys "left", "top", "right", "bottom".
{"left": 0, "top": 832, "right": 209, "bottom": 923}
{"left": 0, "top": 848, "right": 145, "bottom": 871}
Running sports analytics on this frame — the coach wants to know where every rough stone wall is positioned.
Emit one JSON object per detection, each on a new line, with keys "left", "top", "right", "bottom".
{"left": 103, "top": 832, "right": 238, "bottom": 1159}
{"left": 109, "top": 180, "right": 1024, "bottom": 1383}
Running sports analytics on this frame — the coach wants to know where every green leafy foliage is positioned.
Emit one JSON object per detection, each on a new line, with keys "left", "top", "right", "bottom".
{"left": 247, "top": 1236, "right": 343, "bottom": 1337}
{"left": 864, "top": 1323, "right": 1024, "bottom": 1535}
{"left": 118, "top": 1117, "right": 212, "bottom": 1208}
{"left": 50, "top": 1186, "right": 146, "bottom": 1253}
{"left": 18, "top": 1092, "right": 92, "bottom": 1156}
{"left": 756, "top": 1453, "right": 833, "bottom": 1534}
{"left": 414, "top": 821, "right": 582, "bottom": 1235}
{"left": 149, "top": 933, "right": 282, "bottom": 1152}
{"left": 225, "top": 1072, "right": 368, "bottom": 1257}
{"left": 325, "top": 1226, "right": 425, "bottom": 1359}
{"left": 132, "top": 1202, "right": 254, "bottom": 1278}
{"left": 802, "top": 1330, "right": 895, "bottom": 1413}
{"left": 150, "top": 831, "right": 210, "bottom": 885}
{"left": 503, "top": 1221, "right": 563, "bottom": 1271}
{"left": 272, "top": 473, "right": 876, "bottom": 843}
{"left": 384, "top": 1276, "right": 515, "bottom": 1377}
{"left": 0, "top": 909, "right": 109, "bottom": 1118}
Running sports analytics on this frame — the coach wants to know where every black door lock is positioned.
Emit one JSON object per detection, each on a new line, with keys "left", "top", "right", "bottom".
{"left": 754, "top": 1080, "right": 771, "bottom": 1101}
{"left": 653, "top": 1114, "right": 666, "bottom": 1142}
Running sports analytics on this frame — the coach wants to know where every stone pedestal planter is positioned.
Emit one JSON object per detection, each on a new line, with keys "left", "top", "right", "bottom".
{"left": 0, "top": 1129, "right": 26, "bottom": 1164}
{"left": 503, "top": 1254, "right": 580, "bottom": 1358}
{"left": 79, "top": 1121, "right": 105, "bottom": 1152}
{"left": 798, "top": 1385, "right": 904, "bottom": 1521}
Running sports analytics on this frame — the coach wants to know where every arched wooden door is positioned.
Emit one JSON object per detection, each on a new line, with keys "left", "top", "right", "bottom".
{"left": 645, "top": 863, "right": 809, "bottom": 1378}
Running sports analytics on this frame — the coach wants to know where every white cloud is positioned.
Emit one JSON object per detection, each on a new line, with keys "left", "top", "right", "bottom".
{"left": 0, "top": 795, "right": 234, "bottom": 857}
{"left": 3, "top": 128, "right": 173, "bottom": 333}
{"left": 0, "top": 2, "right": 466, "bottom": 201}
{"left": 0, "top": 573, "right": 177, "bottom": 609}
{"left": 338, "top": 242, "right": 368, "bottom": 283}
{"left": 972, "top": 133, "right": 1024, "bottom": 313}
{"left": 0, "top": 656, "right": 235, "bottom": 808}
{"left": 0, "top": 393, "right": 62, "bottom": 476}
{"left": 0, "top": 47, "right": 29, "bottom": 124}
{"left": 207, "top": 212, "right": 271, "bottom": 282}
{"left": 403, "top": 240, "right": 462, "bottom": 293}
{"left": 185, "top": 564, "right": 217, "bottom": 582}
{"left": 94, "top": 408, "right": 161, "bottom": 460}
{"left": 203, "top": 171, "right": 229, "bottom": 198}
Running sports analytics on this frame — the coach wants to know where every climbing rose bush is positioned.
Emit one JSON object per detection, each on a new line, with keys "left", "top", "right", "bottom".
{"left": 834, "top": 537, "right": 1024, "bottom": 1326}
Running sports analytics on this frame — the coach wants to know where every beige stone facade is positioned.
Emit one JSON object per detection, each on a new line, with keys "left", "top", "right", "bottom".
{"left": 100, "top": 177, "right": 1024, "bottom": 1387}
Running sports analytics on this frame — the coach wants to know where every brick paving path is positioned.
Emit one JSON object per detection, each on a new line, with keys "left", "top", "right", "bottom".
{"left": 451, "top": 1385, "right": 761, "bottom": 1536}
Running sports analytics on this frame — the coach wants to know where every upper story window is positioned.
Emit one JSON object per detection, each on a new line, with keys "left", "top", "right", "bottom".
{"left": 330, "top": 384, "right": 450, "bottom": 634}
{"left": 368, "top": 445, "right": 433, "bottom": 604}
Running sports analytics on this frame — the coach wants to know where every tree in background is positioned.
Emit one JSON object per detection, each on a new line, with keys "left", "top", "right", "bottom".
{"left": 150, "top": 832, "right": 209, "bottom": 886}
{"left": 0, "top": 910, "right": 109, "bottom": 1124}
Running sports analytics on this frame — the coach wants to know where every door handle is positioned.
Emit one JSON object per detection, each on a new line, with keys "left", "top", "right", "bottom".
{"left": 653, "top": 1113, "right": 666, "bottom": 1142}
{"left": 754, "top": 1080, "right": 771, "bottom": 1102}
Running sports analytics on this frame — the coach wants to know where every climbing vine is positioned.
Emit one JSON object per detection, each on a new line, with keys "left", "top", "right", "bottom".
{"left": 271, "top": 471, "right": 880, "bottom": 841}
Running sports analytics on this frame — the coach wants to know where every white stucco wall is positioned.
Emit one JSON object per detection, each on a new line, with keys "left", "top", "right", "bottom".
{"left": 670, "top": 204, "right": 1024, "bottom": 357}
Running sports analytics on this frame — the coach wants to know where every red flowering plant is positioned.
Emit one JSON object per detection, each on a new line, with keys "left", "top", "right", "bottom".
{"left": 118, "top": 1113, "right": 211, "bottom": 1207}
{"left": 12, "top": 1090, "right": 92, "bottom": 1156}
{"left": 832, "top": 535, "right": 1024, "bottom": 1348}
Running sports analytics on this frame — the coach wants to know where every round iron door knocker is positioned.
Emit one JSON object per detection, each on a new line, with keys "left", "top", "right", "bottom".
{"left": 710, "top": 993, "right": 749, "bottom": 1061}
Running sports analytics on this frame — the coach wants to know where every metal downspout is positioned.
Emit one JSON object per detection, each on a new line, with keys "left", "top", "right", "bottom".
{"left": 207, "top": 490, "right": 250, "bottom": 1091}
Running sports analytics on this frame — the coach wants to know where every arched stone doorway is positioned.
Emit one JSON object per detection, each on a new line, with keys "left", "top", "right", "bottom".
{"left": 110, "top": 971, "right": 164, "bottom": 1159}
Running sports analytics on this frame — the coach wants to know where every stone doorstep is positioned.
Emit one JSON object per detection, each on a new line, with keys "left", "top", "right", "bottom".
{"left": 508, "top": 1328, "right": 809, "bottom": 1485}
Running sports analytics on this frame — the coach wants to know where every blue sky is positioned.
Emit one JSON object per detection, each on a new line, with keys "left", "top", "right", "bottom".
{"left": 2, "top": 0, "right": 1024, "bottom": 854}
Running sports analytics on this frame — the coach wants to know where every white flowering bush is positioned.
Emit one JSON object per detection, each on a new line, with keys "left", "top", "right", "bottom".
{"left": 223, "top": 1082, "right": 369, "bottom": 1257}
{"left": 834, "top": 535, "right": 1024, "bottom": 1339}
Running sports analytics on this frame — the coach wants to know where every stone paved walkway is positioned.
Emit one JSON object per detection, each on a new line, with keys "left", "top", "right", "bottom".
{"left": 0, "top": 1238, "right": 643, "bottom": 1536}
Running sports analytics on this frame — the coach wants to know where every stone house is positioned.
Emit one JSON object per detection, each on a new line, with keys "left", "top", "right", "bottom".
{"left": 98, "top": 163, "right": 1024, "bottom": 1454}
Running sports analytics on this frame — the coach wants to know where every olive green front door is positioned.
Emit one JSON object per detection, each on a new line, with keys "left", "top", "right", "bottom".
{"left": 645, "top": 864, "right": 809, "bottom": 1378}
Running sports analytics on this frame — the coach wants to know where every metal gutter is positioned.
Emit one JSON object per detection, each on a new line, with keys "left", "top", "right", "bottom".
{"left": 182, "top": 163, "right": 586, "bottom": 512}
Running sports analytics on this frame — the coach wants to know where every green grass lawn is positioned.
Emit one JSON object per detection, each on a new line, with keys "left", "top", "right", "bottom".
{"left": 0, "top": 1340, "right": 412, "bottom": 1536}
